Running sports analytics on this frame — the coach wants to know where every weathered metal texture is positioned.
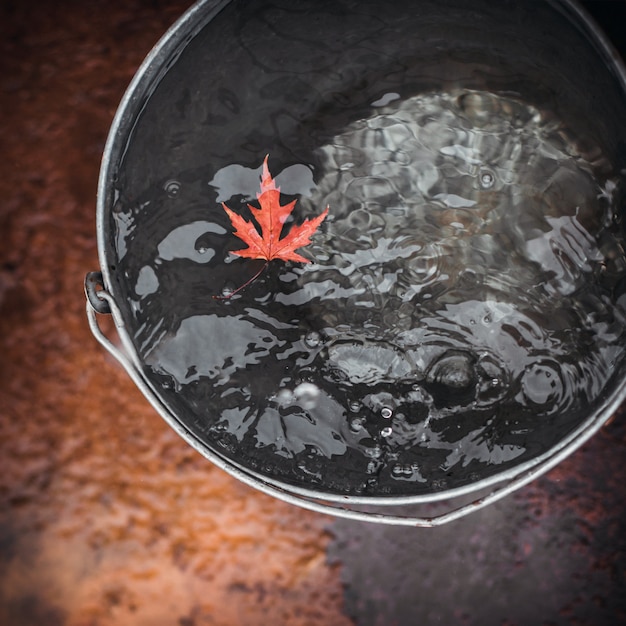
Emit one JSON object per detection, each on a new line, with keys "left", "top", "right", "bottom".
{"left": 0, "top": 2, "right": 350, "bottom": 625}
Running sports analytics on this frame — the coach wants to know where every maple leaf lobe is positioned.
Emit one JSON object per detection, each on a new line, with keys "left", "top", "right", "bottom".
{"left": 222, "top": 155, "right": 328, "bottom": 263}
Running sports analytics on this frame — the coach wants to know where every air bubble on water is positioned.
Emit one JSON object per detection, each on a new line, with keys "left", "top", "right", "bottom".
{"left": 366, "top": 461, "right": 379, "bottom": 475}
{"left": 293, "top": 382, "right": 321, "bottom": 410}
{"left": 391, "top": 463, "right": 416, "bottom": 478}
{"left": 349, "top": 401, "right": 361, "bottom": 413}
{"left": 197, "top": 246, "right": 208, "bottom": 255}
{"left": 479, "top": 168, "right": 495, "bottom": 189}
{"left": 164, "top": 179, "right": 181, "bottom": 197}
{"left": 426, "top": 351, "right": 477, "bottom": 396}
{"left": 349, "top": 417, "right": 365, "bottom": 433}
{"left": 365, "top": 445, "right": 382, "bottom": 459}
{"left": 304, "top": 330, "right": 322, "bottom": 349}
{"left": 381, "top": 406, "right": 393, "bottom": 419}
{"left": 276, "top": 388, "right": 294, "bottom": 405}
{"left": 381, "top": 426, "right": 393, "bottom": 437}
{"left": 520, "top": 362, "right": 563, "bottom": 407}
{"left": 220, "top": 283, "right": 235, "bottom": 298}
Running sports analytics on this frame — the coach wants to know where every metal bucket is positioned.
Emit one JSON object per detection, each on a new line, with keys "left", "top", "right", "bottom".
{"left": 85, "top": 0, "right": 626, "bottom": 525}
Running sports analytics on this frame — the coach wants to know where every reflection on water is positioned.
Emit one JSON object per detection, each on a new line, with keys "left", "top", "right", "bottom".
{"left": 114, "top": 90, "right": 626, "bottom": 496}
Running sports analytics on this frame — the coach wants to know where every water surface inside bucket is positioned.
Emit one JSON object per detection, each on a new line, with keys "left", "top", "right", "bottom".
{"left": 106, "top": 0, "right": 626, "bottom": 496}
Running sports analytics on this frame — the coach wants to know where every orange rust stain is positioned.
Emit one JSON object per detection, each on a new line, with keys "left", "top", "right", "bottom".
{"left": 0, "top": 2, "right": 352, "bottom": 624}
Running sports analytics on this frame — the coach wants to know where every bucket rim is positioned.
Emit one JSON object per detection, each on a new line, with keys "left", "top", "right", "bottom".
{"left": 93, "top": 0, "right": 626, "bottom": 512}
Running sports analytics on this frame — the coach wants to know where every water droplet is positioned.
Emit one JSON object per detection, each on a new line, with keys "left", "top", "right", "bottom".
{"left": 304, "top": 330, "right": 322, "bottom": 348}
{"left": 479, "top": 168, "right": 495, "bottom": 189}
{"left": 197, "top": 246, "right": 208, "bottom": 255}
{"left": 381, "top": 406, "right": 393, "bottom": 419}
{"left": 164, "top": 179, "right": 181, "bottom": 197}
{"left": 381, "top": 426, "right": 393, "bottom": 437}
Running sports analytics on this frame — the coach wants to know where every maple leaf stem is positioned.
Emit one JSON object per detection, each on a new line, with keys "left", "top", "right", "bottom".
{"left": 213, "top": 261, "right": 269, "bottom": 300}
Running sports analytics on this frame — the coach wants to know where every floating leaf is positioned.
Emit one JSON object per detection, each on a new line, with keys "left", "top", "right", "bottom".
{"left": 223, "top": 155, "right": 328, "bottom": 263}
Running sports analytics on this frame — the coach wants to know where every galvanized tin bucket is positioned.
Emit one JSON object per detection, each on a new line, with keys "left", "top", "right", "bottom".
{"left": 86, "top": 0, "right": 626, "bottom": 526}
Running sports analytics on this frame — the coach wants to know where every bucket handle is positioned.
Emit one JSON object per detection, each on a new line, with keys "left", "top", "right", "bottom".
{"left": 84, "top": 271, "right": 576, "bottom": 527}
{"left": 84, "top": 271, "right": 140, "bottom": 376}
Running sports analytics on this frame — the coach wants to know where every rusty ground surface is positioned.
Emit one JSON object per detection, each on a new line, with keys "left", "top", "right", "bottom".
{"left": 0, "top": 1, "right": 351, "bottom": 625}
{"left": 1, "top": 1, "right": 626, "bottom": 626}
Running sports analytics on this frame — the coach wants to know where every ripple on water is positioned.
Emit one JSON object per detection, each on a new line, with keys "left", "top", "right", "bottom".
{"left": 125, "top": 90, "right": 626, "bottom": 496}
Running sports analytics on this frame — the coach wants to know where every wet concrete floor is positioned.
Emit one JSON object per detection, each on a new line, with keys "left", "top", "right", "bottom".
{"left": 1, "top": 1, "right": 626, "bottom": 625}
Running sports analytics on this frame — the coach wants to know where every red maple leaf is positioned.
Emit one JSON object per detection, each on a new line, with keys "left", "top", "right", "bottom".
{"left": 222, "top": 155, "right": 328, "bottom": 263}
